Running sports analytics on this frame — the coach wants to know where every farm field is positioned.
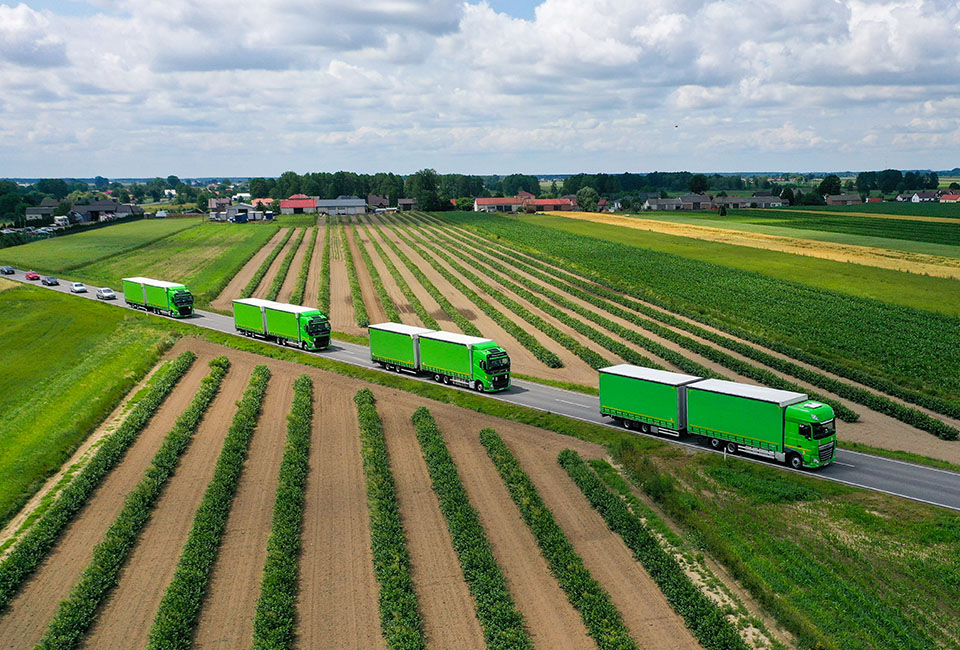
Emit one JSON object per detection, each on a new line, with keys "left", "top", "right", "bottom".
{"left": 780, "top": 202, "right": 960, "bottom": 218}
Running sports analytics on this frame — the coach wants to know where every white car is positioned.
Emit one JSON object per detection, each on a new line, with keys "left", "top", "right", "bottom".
{"left": 96, "top": 287, "right": 116, "bottom": 300}
{"left": 70, "top": 282, "right": 87, "bottom": 293}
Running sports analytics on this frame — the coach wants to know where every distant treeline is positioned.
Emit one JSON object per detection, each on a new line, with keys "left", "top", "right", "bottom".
{"left": 560, "top": 172, "right": 748, "bottom": 196}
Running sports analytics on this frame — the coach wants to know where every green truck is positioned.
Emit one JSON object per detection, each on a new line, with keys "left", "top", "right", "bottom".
{"left": 599, "top": 364, "right": 836, "bottom": 469}
{"left": 232, "top": 298, "right": 330, "bottom": 350}
{"left": 122, "top": 277, "right": 194, "bottom": 318}
{"left": 369, "top": 322, "right": 511, "bottom": 392}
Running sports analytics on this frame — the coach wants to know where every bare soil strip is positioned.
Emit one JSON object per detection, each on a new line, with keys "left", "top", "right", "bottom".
{"left": 211, "top": 229, "right": 286, "bottom": 311}
{"left": 302, "top": 224, "right": 325, "bottom": 308}
{"left": 81, "top": 358, "right": 256, "bottom": 650}
{"left": 353, "top": 222, "right": 419, "bottom": 325}
{"left": 378, "top": 398, "right": 486, "bottom": 650}
{"left": 253, "top": 228, "right": 302, "bottom": 300}
{"left": 328, "top": 220, "right": 360, "bottom": 334}
{"left": 0, "top": 347, "right": 215, "bottom": 650}
{"left": 345, "top": 222, "right": 387, "bottom": 324}
{"left": 193, "top": 371, "right": 295, "bottom": 649}
{"left": 278, "top": 227, "right": 312, "bottom": 303}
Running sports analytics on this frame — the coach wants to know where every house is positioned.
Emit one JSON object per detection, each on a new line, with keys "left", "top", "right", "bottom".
{"left": 315, "top": 196, "right": 367, "bottom": 215}
{"left": 397, "top": 198, "right": 417, "bottom": 211}
{"left": 25, "top": 206, "right": 54, "bottom": 221}
{"left": 163, "top": 189, "right": 177, "bottom": 198}
{"left": 713, "top": 196, "right": 752, "bottom": 209}
{"left": 225, "top": 203, "right": 267, "bottom": 221}
{"left": 679, "top": 193, "right": 713, "bottom": 210}
{"left": 515, "top": 191, "right": 535, "bottom": 200}
{"left": 866, "top": 197, "right": 883, "bottom": 203}
{"left": 825, "top": 194, "right": 862, "bottom": 206}
{"left": 473, "top": 197, "right": 521, "bottom": 212}
{"left": 232, "top": 192, "right": 251, "bottom": 202}
{"left": 753, "top": 196, "right": 784, "bottom": 208}
{"left": 940, "top": 194, "right": 960, "bottom": 203}
{"left": 643, "top": 198, "right": 683, "bottom": 211}
{"left": 208, "top": 197, "right": 231, "bottom": 211}
{"left": 280, "top": 194, "right": 318, "bottom": 214}
{"left": 367, "top": 194, "right": 389, "bottom": 209}
{"left": 251, "top": 198, "right": 273, "bottom": 208}
{"left": 896, "top": 193, "right": 912, "bottom": 202}
{"left": 521, "top": 198, "right": 572, "bottom": 212}
{"left": 912, "top": 191, "right": 939, "bottom": 203}
{"left": 561, "top": 194, "right": 579, "bottom": 207}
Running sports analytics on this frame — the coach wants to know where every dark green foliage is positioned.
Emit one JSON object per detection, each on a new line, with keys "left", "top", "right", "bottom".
{"left": 352, "top": 222, "right": 401, "bottom": 321}
{"left": 703, "top": 465, "right": 820, "bottom": 504}
{"left": 318, "top": 215, "right": 332, "bottom": 314}
{"left": 242, "top": 229, "right": 294, "bottom": 298}
{"left": 479, "top": 428, "right": 637, "bottom": 650}
{"left": 354, "top": 389, "right": 425, "bottom": 649}
{"left": 340, "top": 217, "right": 370, "bottom": 327}
{"left": 289, "top": 226, "right": 317, "bottom": 305}
{"left": 411, "top": 408, "right": 531, "bottom": 649}
{"left": 266, "top": 227, "right": 306, "bottom": 302}
{"left": 252, "top": 374, "right": 314, "bottom": 649}
{"left": 359, "top": 220, "right": 437, "bottom": 328}
{"left": 0, "top": 350, "right": 196, "bottom": 614}
{"left": 36, "top": 356, "right": 230, "bottom": 650}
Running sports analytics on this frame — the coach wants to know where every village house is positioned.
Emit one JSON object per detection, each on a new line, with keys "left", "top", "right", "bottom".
{"left": 825, "top": 194, "right": 862, "bottom": 206}
{"left": 397, "top": 198, "right": 417, "bottom": 211}
{"left": 280, "top": 194, "right": 318, "bottom": 214}
{"left": 315, "top": 196, "right": 367, "bottom": 215}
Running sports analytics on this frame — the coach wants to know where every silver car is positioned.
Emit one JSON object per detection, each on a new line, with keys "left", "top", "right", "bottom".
{"left": 96, "top": 287, "right": 116, "bottom": 300}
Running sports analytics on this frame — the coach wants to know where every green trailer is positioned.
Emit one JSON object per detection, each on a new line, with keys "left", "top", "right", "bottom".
{"left": 599, "top": 364, "right": 702, "bottom": 437}
{"left": 369, "top": 322, "right": 434, "bottom": 370}
{"left": 122, "top": 277, "right": 193, "bottom": 318}
{"left": 687, "top": 378, "right": 836, "bottom": 469}
{"left": 232, "top": 298, "right": 330, "bottom": 350}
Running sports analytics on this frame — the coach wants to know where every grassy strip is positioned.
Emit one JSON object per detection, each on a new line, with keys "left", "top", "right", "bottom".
{"left": 36, "top": 356, "right": 230, "bottom": 650}
{"left": 0, "top": 350, "right": 196, "bottom": 614}
{"left": 288, "top": 226, "right": 317, "bottom": 305}
{"left": 411, "top": 408, "right": 531, "bottom": 649}
{"left": 360, "top": 219, "right": 438, "bottom": 329}
{"left": 352, "top": 221, "right": 401, "bottom": 321}
{"left": 266, "top": 228, "right": 307, "bottom": 301}
{"left": 513, "top": 373, "right": 599, "bottom": 395}
{"left": 241, "top": 228, "right": 294, "bottom": 299}
{"left": 318, "top": 215, "right": 332, "bottom": 313}
{"left": 558, "top": 449, "right": 748, "bottom": 650}
{"left": 354, "top": 389, "right": 425, "bottom": 649}
{"left": 196, "top": 224, "right": 281, "bottom": 306}
{"left": 386, "top": 218, "right": 563, "bottom": 368}
{"left": 479, "top": 428, "right": 637, "bottom": 650}
{"left": 340, "top": 218, "right": 370, "bottom": 327}
{"left": 147, "top": 364, "right": 271, "bottom": 649}
{"left": 252, "top": 374, "right": 314, "bottom": 649}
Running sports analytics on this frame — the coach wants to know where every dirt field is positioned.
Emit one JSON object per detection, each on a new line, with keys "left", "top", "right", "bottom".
{"left": 353, "top": 220, "right": 420, "bottom": 325}
{"left": 301, "top": 223, "right": 326, "bottom": 308}
{"left": 253, "top": 228, "right": 302, "bottom": 300}
{"left": 277, "top": 228, "right": 312, "bottom": 303}
{"left": 210, "top": 228, "right": 286, "bottom": 311}
{"left": 345, "top": 223, "right": 387, "bottom": 325}
{"left": 327, "top": 220, "right": 360, "bottom": 334}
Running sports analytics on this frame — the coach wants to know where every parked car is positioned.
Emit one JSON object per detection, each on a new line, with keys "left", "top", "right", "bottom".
{"left": 41, "top": 276, "right": 59, "bottom": 286}
{"left": 70, "top": 282, "right": 87, "bottom": 293}
{"left": 0, "top": 266, "right": 14, "bottom": 275}
{"left": 155, "top": 210, "right": 168, "bottom": 218}
{"left": 24, "top": 271, "right": 40, "bottom": 280}
{"left": 96, "top": 287, "right": 116, "bottom": 300}
{"left": 1, "top": 229, "right": 16, "bottom": 235}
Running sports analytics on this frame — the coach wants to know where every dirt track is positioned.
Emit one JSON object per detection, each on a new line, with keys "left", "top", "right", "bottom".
{"left": 354, "top": 221, "right": 419, "bottom": 325}
{"left": 302, "top": 223, "right": 325, "bottom": 308}
{"left": 328, "top": 219, "right": 360, "bottom": 334}
{"left": 278, "top": 227, "right": 312, "bottom": 303}
{"left": 211, "top": 228, "right": 286, "bottom": 311}
{"left": 253, "top": 228, "right": 301, "bottom": 300}
{"left": 346, "top": 223, "right": 387, "bottom": 325}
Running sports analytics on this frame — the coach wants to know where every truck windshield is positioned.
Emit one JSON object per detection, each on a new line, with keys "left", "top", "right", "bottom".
{"left": 171, "top": 291, "right": 193, "bottom": 306}
{"left": 811, "top": 419, "right": 835, "bottom": 439}
{"left": 306, "top": 318, "right": 330, "bottom": 336}
{"left": 487, "top": 355, "right": 510, "bottom": 371}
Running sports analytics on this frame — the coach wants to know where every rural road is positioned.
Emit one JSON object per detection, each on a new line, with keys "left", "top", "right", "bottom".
{"left": 10, "top": 269, "right": 960, "bottom": 512}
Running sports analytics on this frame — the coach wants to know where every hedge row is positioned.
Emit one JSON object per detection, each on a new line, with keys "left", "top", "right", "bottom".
{"left": 242, "top": 228, "right": 295, "bottom": 298}
{"left": 0, "top": 350, "right": 197, "bottom": 614}
{"left": 318, "top": 215, "right": 332, "bottom": 314}
{"left": 387, "top": 220, "right": 563, "bottom": 368}
{"left": 147, "top": 364, "right": 271, "bottom": 650}
{"left": 252, "top": 374, "right": 314, "bottom": 649}
{"left": 340, "top": 217, "right": 370, "bottom": 327}
{"left": 289, "top": 226, "right": 318, "bottom": 305}
{"left": 411, "top": 408, "right": 531, "bottom": 649}
{"left": 266, "top": 227, "right": 307, "bottom": 301}
{"left": 558, "top": 450, "right": 748, "bottom": 650}
{"left": 37, "top": 356, "right": 230, "bottom": 650}
{"left": 478, "top": 428, "right": 637, "bottom": 650}
{"left": 352, "top": 221, "right": 400, "bottom": 321}
{"left": 354, "top": 389, "right": 425, "bottom": 649}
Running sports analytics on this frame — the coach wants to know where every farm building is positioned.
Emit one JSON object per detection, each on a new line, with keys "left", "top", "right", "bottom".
{"left": 643, "top": 198, "right": 683, "bottom": 211}
{"left": 208, "top": 197, "right": 232, "bottom": 210}
{"left": 941, "top": 194, "right": 960, "bottom": 203}
{"left": 280, "top": 194, "right": 318, "bottom": 214}
{"left": 397, "top": 198, "right": 417, "bottom": 211}
{"left": 474, "top": 197, "right": 522, "bottom": 212}
{"left": 753, "top": 195, "right": 784, "bottom": 208}
{"left": 912, "top": 191, "right": 939, "bottom": 202}
{"left": 316, "top": 196, "right": 367, "bottom": 215}
{"left": 679, "top": 193, "right": 714, "bottom": 209}
{"left": 825, "top": 194, "right": 862, "bottom": 206}
{"left": 367, "top": 194, "right": 389, "bottom": 209}
{"left": 522, "top": 198, "right": 573, "bottom": 212}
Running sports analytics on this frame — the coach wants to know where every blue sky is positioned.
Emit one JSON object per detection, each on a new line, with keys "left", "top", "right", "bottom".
{"left": 1, "top": 0, "right": 959, "bottom": 177}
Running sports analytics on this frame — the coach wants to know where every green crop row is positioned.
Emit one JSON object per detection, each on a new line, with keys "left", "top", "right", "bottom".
{"left": 289, "top": 226, "right": 318, "bottom": 305}
{"left": 478, "top": 428, "right": 637, "bottom": 650}
{"left": 0, "top": 350, "right": 196, "bottom": 614}
{"left": 352, "top": 222, "right": 401, "bottom": 322}
{"left": 354, "top": 388, "right": 425, "bottom": 650}
{"left": 386, "top": 219, "right": 563, "bottom": 368}
{"left": 558, "top": 449, "right": 748, "bottom": 650}
{"left": 341, "top": 218, "right": 370, "bottom": 327}
{"left": 252, "top": 374, "right": 314, "bottom": 650}
{"left": 360, "top": 219, "right": 438, "bottom": 329}
{"left": 318, "top": 216, "right": 332, "bottom": 313}
{"left": 266, "top": 227, "right": 307, "bottom": 301}
{"left": 411, "top": 408, "right": 531, "bottom": 649}
{"left": 241, "top": 228, "right": 294, "bottom": 299}
{"left": 37, "top": 356, "right": 230, "bottom": 650}
{"left": 147, "top": 364, "right": 271, "bottom": 650}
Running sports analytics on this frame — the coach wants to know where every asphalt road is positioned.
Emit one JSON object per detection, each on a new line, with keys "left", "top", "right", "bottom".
{"left": 8, "top": 268, "right": 960, "bottom": 512}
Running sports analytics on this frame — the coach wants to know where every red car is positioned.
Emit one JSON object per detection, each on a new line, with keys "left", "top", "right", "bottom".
{"left": 24, "top": 271, "right": 40, "bottom": 280}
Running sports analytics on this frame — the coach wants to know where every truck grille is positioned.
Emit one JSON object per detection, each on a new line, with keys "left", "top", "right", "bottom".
{"left": 492, "top": 374, "right": 509, "bottom": 389}
{"left": 819, "top": 442, "right": 835, "bottom": 463}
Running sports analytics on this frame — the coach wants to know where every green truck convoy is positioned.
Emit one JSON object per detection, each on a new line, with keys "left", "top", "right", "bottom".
{"left": 232, "top": 298, "right": 330, "bottom": 350}
{"left": 122, "top": 277, "right": 194, "bottom": 318}
{"left": 599, "top": 364, "right": 836, "bottom": 469}
{"left": 369, "top": 322, "right": 511, "bottom": 392}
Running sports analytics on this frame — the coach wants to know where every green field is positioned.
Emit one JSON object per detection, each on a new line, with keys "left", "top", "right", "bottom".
{"left": 0, "top": 280, "right": 176, "bottom": 528}
{"left": 782, "top": 202, "right": 960, "bottom": 218}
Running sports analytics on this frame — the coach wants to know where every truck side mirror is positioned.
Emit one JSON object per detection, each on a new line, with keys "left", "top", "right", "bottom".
{"left": 479, "top": 361, "right": 486, "bottom": 371}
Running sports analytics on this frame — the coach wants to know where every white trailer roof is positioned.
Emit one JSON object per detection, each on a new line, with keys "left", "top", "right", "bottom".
{"left": 600, "top": 364, "right": 701, "bottom": 386}
{"left": 420, "top": 330, "right": 493, "bottom": 346}
{"left": 233, "top": 297, "right": 321, "bottom": 315}
{"left": 123, "top": 277, "right": 186, "bottom": 289}
{"left": 690, "top": 378, "right": 807, "bottom": 406}
{"left": 368, "top": 322, "right": 435, "bottom": 336}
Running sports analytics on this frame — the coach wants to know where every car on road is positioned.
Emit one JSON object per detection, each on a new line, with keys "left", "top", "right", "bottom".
{"left": 24, "top": 271, "right": 40, "bottom": 280}
{"left": 0, "top": 266, "right": 13, "bottom": 275}
{"left": 70, "top": 282, "right": 87, "bottom": 293}
{"left": 96, "top": 287, "right": 116, "bottom": 300}
{"left": 41, "top": 276, "right": 59, "bottom": 286}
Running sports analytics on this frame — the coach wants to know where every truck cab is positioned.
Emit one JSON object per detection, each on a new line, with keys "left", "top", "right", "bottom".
{"left": 170, "top": 288, "right": 194, "bottom": 317}
{"left": 784, "top": 401, "right": 837, "bottom": 469}
{"left": 303, "top": 314, "right": 331, "bottom": 349}
{"left": 473, "top": 342, "right": 511, "bottom": 392}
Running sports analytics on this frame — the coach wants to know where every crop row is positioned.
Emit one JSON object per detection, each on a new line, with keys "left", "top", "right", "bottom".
{"left": 289, "top": 226, "right": 318, "bottom": 305}
{"left": 558, "top": 449, "right": 748, "bottom": 650}
{"left": 265, "top": 228, "right": 307, "bottom": 302}
{"left": 385, "top": 220, "right": 563, "bottom": 368}
{"left": 241, "top": 228, "right": 294, "bottom": 299}
{"left": 352, "top": 222, "right": 401, "bottom": 321}
{"left": 0, "top": 350, "right": 197, "bottom": 613}
{"left": 411, "top": 408, "right": 531, "bottom": 649}
{"left": 147, "top": 364, "right": 271, "bottom": 650}
{"left": 359, "top": 219, "right": 438, "bottom": 329}
{"left": 37, "top": 356, "right": 230, "bottom": 650}
{"left": 354, "top": 388, "right": 425, "bottom": 650}
{"left": 252, "top": 374, "right": 314, "bottom": 650}
{"left": 340, "top": 217, "right": 370, "bottom": 327}
{"left": 318, "top": 215, "right": 332, "bottom": 314}
{"left": 478, "top": 428, "right": 637, "bottom": 650}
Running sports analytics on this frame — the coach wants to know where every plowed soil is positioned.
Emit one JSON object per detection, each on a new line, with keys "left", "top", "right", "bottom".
{"left": 253, "top": 228, "right": 301, "bottom": 300}
{"left": 345, "top": 223, "right": 387, "bottom": 324}
{"left": 211, "top": 228, "right": 286, "bottom": 311}
{"left": 353, "top": 221, "right": 420, "bottom": 325}
{"left": 328, "top": 220, "right": 360, "bottom": 334}
{"left": 302, "top": 223, "right": 325, "bottom": 308}
{"left": 277, "top": 228, "right": 312, "bottom": 303}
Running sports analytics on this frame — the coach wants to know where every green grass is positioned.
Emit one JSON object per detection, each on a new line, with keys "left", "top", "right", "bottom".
{"left": 782, "top": 202, "right": 960, "bottom": 218}
{"left": 0, "top": 284, "right": 177, "bottom": 529}
{"left": 274, "top": 214, "right": 318, "bottom": 228}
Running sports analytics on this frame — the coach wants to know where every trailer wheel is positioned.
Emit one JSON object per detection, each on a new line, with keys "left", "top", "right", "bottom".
{"left": 433, "top": 373, "right": 442, "bottom": 382}
{"left": 474, "top": 381, "right": 484, "bottom": 392}
{"left": 622, "top": 419, "right": 632, "bottom": 430}
{"left": 709, "top": 438, "right": 722, "bottom": 450}
{"left": 640, "top": 423, "right": 650, "bottom": 433}
{"left": 442, "top": 375, "right": 451, "bottom": 385}
{"left": 788, "top": 453, "right": 804, "bottom": 470}
{"left": 725, "top": 442, "right": 738, "bottom": 455}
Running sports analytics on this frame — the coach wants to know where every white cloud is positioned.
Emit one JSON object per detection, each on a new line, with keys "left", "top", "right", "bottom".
{"left": 0, "top": 3, "right": 67, "bottom": 67}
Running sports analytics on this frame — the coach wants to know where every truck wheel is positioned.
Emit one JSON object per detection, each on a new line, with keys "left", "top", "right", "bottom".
{"left": 622, "top": 419, "right": 632, "bottom": 430}
{"left": 725, "top": 442, "right": 738, "bottom": 455}
{"left": 640, "top": 423, "right": 650, "bottom": 433}
{"left": 474, "top": 381, "right": 484, "bottom": 392}
{"left": 301, "top": 341, "right": 308, "bottom": 350}
{"left": 433, "top": 373, "right": 442, "bottom": 382}
{"left": 788, "top": 453, "right": 804, "bottom": 470}
{"left": 709, "top": 438, "right": 722, "bottom": 450}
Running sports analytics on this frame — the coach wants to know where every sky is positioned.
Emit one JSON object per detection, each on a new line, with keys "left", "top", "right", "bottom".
{"left": 1, "top": 0, "right": 959, "bottom": 178}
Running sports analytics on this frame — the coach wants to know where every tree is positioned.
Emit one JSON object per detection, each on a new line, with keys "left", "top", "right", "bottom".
{"left": 925, "top": 171, "right": 940, "bottom": 189}
{"left": 780, "top": 188, "right": 795, "bottom": 205}
{"left": 405, "top": 168, "right": 442, "bottom": 211}
{"left": 949, "top": 182, "right": 960, "bottom": 190}
{"left": 34, "top": 178, "right": 70, "bottom": 200}
{"left": 879, "top": 169, "right": 903, "bottom": 194}
{"left": 166, "top": 175, "right": 180, "bottom": 189}
{"left": 94, "top": 176, "right": 109, "bottom": 189}
{"left": 688, "top": 174, "right": 709, "bottom": 193}
{"left": 549, "top": 181, "right": 559, "bottom": 198}
{"left": 55, "top": 200, "right": 72, "bottom": 216}
{"left": 456, "top": 197, "right": 473, "bottom": 211}
{"left": 817, "top": 174, "right": 841, "bottom": 197}
{"left": 576, "top": 186, "right": 599, "bottom": 212}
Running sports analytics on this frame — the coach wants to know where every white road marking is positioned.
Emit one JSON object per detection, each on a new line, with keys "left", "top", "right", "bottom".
{"left": 555, "top": 399, "right": 591, "bottom": 409}
{"left": 832, "top": 461, "right": 855, "bottom": 468}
